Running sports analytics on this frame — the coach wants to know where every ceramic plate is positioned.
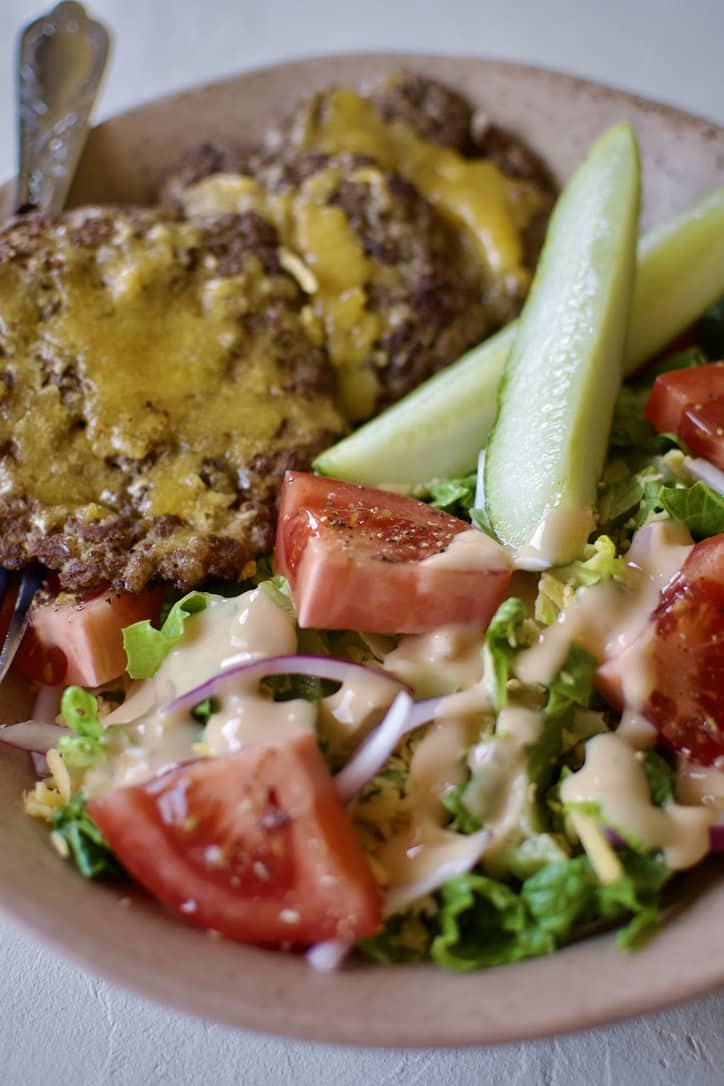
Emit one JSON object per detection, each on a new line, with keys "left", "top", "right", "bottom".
{"left": 1, "top": 55, "right": 723, "bottom": 1047}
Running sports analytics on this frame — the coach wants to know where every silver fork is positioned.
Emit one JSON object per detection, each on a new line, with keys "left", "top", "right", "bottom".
{"left": 0, "top": 2, "right": 110, "bottom": 684}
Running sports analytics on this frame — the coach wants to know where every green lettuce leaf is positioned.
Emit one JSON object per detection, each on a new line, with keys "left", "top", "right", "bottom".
{"left": 522, "top": 849, "right": 671, "bottom": 949}
{"left": 431, "top": 873, "right": 554, "bottom": 971}
{"left": 359, "top": 908, "right": 436, "bottom": 964}
{"left": 535, "top": 536, "right": 630, "bottom": 625}
{"left": 258, "top": 574, "right": 297, "bottom": 622}
{"left": 361, "top": 849, "right": 671, "bottom": 970}
{"left": 484, "top": 597, "right": 527, "bottom": 711}
{"left": 123, "top": 591, "right": 215, "bottom": 679}
{"left": 424, "top": 473, "right": 477, "bottom": 517}
{"left": 659, "top": 481, "right": 724, "bottom": 538}
{"left": 57, "top": 687, "right": 107, "bottom": 770}
{"left": 442, "top": 780, "right": 483, "bottom": 834}
{"left": 642, "top": 749, "right": 674, "bottom": 807}
{"left": 190, "top": 697, "right": 218, "bottom": 724}
{"left": 52, "top": 794, "right": 126, "bottom": 880}
{"left": 526, "top": 644, "right": 597, "bottom": 790}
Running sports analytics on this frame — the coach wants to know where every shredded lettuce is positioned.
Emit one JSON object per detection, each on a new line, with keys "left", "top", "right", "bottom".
{"left": 123, "top": 590, "right": 215, "bottom": 679}
{"left": 190, "top": 697, "right": 218, "bottom": 724}
{"left": 362, "top": 847, "right": 670, "bottom": 969}
{"left": 359, "top": 901, "right": 437, "bottom": 964}
{"left": 522, "top": 850, "right": 670, "bottom": 950}
{"left": 442, "top": 780, "right": 483, "bottom": 834}
{"left": 424, "top": 473, "right": 477, "bottom": 514}
{"left": 659, "top": 481, "right": 724, "bottom": 538}
{"left": 642, "top": 749, "right": 675, "bottom": 807}
{"left": 52, "top": 794, "right": 126, "bottom": 880}
{"left": 57, "top": 687, "right": 107, "bottom": 770}
{"left": 526, "top": 644, "right": 597, "bottom": 791}
{"left": 258, "top": 574, "right": 297, "bottom": 622}
{"left": 431, "top": 873, "right": 554, "bottom": 970}
{"left": 484, "top": 597, "right": 528, "bottom": 711}
{"left": 535, "top": 536, "right": 631, "bottom": 625}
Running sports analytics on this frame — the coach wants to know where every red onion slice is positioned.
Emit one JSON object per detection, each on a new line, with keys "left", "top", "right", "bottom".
{"left": 0, "top": 721, "right": 71, "bottom": 753}
{"left": 159, "top": 654, "right": 405, "bottom": 720}
{"left": 31, "top": 684, "right": 63, "bottom": 725}
{"left": 334, "top": 691, "right": 413, "bottom": 803}
{"left": 29, "top": 751, "right": 50, "bottom": 779}
{"left": 684, "top": 456, "right": 724, "bottom": 496}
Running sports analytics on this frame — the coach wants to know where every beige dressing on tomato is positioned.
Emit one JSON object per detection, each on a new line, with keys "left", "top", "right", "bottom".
{"left": 419, "top": 528, "right": 511, "bottom": 572}
{"left": 561, "top": 733, "right": 714, "bottom": 870}
{"left": 85, "top": 590, "right": 308, "bottom": 797}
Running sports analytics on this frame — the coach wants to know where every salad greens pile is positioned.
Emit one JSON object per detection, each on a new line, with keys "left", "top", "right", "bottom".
{"left": 357, "top": 298, "right": 724, "bottom": 972}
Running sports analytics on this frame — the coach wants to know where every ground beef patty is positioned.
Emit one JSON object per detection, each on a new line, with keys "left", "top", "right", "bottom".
{"left": 165, "top": 72, "right": 557, "bottom": 417}
{"left": 0, "top": 206, "right": 346, "bottom": 593}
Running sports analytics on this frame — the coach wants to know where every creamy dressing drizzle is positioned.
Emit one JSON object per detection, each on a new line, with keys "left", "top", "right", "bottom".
{"left": 514, "top": 507, "right": 597, "bottom": 570}
{"left": 463, "top": 707, "right": 543, "bottom": 865}
{"left": 676, "top": 759, "right": 724, "bottom": 815}
{"left": 377, "top": 709, "right": 491, "bottom": 916}
{"left": 383, "top": 623, "right": 487, "bottom": 697}
{"left": 516, "top": 521, "right": 693, "bottom": 696}
{"left": 317, "top": 668, "right": 400, "bottom": 760}
{"left": 87, "top": 590, "right": 310, "bottom": 798}
{"left": 420, "top": 528, "right": 511, "bottom": 572}
{"left": 75, "top": 517, "right": 715, "bottom": 908}
{"left": 561, "top": 733, "right": 714, "bottom": 870}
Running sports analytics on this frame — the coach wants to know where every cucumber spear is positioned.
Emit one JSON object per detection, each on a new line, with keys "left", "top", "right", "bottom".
{"left": 315, "top": 185, "right": 724, "bottom": 487}
{"left": 484, "top": 123, "right": 640, "bottom": 566}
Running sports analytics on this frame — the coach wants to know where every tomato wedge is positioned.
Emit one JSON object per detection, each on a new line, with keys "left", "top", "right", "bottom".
{"left": 599, "top": 534, "right": 724, "bottom": 764}
{"left": 679, "top": 397, "right": 724, "bottom": 471}
{"left": 0, "top": 585, "right": 162, "bottom": 687}
{"left": 645, "top": 360, "right": 724, "bottom": 436}
{"left": 275, "top": 472, "right": 511, "bottom": 634}
{"left": 88, "top": 733, "right": 382, "bottom": 945}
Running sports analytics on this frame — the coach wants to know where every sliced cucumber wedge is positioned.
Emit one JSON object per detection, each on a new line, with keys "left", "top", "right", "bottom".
{"left": 484, "top": 123, "right": 640, "bottom": 565}
{"left": 625, "top": 185, "right": 724, "bottom": 372}
{"left": 315, "top": 325, "right": 514, "bottom": 485}
{"left": 315, "top": 184, "right": 724, "bottom": 488}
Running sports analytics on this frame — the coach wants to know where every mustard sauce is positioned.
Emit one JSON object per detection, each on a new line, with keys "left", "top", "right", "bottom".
{"left": 0, "top": 214, "right": 344, "bottom": 530}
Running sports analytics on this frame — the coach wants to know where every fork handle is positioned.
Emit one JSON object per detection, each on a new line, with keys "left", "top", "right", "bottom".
{"left": 15, "top": 1, "right": 110, "bottom": 214}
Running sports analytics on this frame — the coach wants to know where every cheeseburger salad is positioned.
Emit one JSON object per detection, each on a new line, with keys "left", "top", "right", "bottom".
{"left": 4, "top": 121, "right": 724, "bottom": 974}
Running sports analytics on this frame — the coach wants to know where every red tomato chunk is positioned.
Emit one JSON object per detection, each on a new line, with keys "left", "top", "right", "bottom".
{"left": 0, "top": 585, "right": 162, "bottom": 687}
{"left": 645, "top": 533, "right": 724, "bottom": 764}
{"left": 275, "top": 472, "right": 512, "bottom": 634}
{"left": 598, "top": 534, "right": 724, "bottom": 764}
{"left": 89, "top": 732, "right": 382, "bottom": 946}
{"left": 646, "top": 361, "right": 724, "bottom": 468}
{"left": 679, "top": 398, "right": 724, "bottom": 471}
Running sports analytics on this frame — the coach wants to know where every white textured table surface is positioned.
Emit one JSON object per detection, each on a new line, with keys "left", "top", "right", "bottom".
{"left": 2, "top": 1, "right": 724, "bottom": 1083}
